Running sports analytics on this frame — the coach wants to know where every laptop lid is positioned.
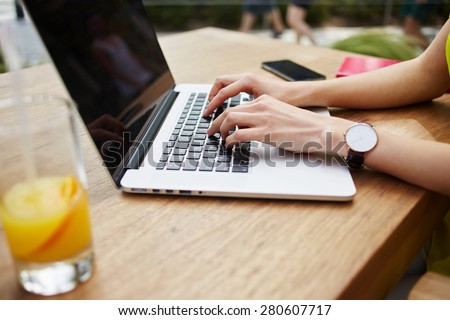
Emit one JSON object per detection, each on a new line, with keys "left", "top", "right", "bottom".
{"left": 22, "top": 0, "right": 177, "bottom": 186}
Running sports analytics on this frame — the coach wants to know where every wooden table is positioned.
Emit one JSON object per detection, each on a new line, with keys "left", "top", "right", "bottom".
{"left": 0, "top": 28, "right": 449, "bottom": 299}
{"left": 409, "top": 272, "right": 450, "bottom": 300}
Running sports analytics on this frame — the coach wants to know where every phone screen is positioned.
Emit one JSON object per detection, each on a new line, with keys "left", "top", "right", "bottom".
{"left": 262, "top": 60, "right": 325, "bottom": 81}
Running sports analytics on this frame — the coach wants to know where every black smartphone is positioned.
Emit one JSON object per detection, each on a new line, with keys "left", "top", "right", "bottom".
{"left": 261, "top": 59, "right": 325, "bottom": 81}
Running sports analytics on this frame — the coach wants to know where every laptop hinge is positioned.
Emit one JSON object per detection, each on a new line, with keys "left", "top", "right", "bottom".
{"left": 112, "top": 87, "right": 179, "bottom": 187}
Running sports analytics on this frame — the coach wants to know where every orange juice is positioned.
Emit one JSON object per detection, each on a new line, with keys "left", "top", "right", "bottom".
{"left": 0, "top": 175, "right": 92, "bottom": 263}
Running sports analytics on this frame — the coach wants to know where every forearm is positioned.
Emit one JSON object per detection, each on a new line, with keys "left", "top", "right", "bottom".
{"left": 367, "top": 133, "right": 450, "bottom": 196}
{"left": 293, "top": 57, "right": 449, "bottom": 109}
{"left": 290, "top": 19, "right": 450, "bottom": 110}
{"left": 330, "top": 124, "right": 450, "bottom": 196}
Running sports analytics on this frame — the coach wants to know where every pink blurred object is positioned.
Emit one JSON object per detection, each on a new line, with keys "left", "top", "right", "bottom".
{"left": 336, "top": 56, "right": 401, "bottom": 78}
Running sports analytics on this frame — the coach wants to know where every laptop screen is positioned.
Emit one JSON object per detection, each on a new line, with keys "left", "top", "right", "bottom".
{"left": 23, "top": 0, "right": 175, "bottom": 175}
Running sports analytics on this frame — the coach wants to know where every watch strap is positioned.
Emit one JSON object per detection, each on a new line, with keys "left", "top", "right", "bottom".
{"left": 345, "top": 149, "right": 365, "bottom": 169}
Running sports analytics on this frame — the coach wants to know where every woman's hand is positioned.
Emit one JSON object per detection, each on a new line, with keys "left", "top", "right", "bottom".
{"left": 204, "top": 73, "right": 299, "bottom": 117}
{"left": 207, "top": 94, "right": 352, "bottom": 155}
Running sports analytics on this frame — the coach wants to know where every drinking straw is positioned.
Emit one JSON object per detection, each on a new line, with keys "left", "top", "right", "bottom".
{"left": 0, "top": 25, "right": 37, "bottom": 181}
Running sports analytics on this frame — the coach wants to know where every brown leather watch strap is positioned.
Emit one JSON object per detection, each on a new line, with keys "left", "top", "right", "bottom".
{"left": 345, "top": 149, "right": 365, "bottom": 169}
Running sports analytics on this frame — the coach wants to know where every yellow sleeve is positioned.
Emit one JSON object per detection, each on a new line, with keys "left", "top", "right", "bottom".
{"left": 427, "top": 18, "right": 450, "bottom": 279}
{"left": 447, "top": 32, "right": 450, "bottom": 76}
{"left": 427, "top": 212, "right": 450, "bottom": 277}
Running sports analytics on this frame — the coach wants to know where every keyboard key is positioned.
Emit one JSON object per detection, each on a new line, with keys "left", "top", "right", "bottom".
{"left": 183, "top": 159, "right": 199, "bottom": 171}
{"left": 191, "top": 140, "right": 205, "bottom": 146}
{"left": 181, "top": 131, "right": 193, "bottom": 137}
{"left": 234, "top": 143, "right": 250, "bottom": 158}
{"left": 163, "top": 147, "right": 172, "bottom": 155}
{"left": 197, "top": 123, "right": 210, "bottom": 129}
{"left": 159, "top": 154, "right": 169, "bottom": 163}
{"left": 233, "top": 158, "right": 249, "bottom": 166}
{"left": 186, "top": 120, "right": 197, "bottom": 126}
{"left": 170, "top": 155, "right": 185, "bottom": 163}
{"left": 175, "top": 142, "right": 189, "bottom": 150}
{"left": 186, "top": 152, "right": 201, "bottom": 160}
{"left": 189, "top": 146, "right": 203, "bottom": 153}
{"left": 204, "top": 145, "right": 218, "bottom": 152}
{"left": 209, "top": 133, "right": 221, "bottom": 140}
{"left": 173, "top": 149, "right": 187, "bottom": 156}
{"left": 200, "top": 117, "right": 212, "bottom": 124}
{"left": 184, "top": 125, "right": 196, "bottom": 131}
{"left": 232, "top": 165, "right": 249, "bottom": 173}
{"left": 213, "top": 107, "right": 224, "bottom": 120}
{"left": 166, "top": 162, "right": 182, "bottom": 170}
{"left": 156, "top": 162, "right": 166, "bottom": 170}
{"left": 172, "top": 129, "right": 180, "bottom": 135}
{"left": 230, "top": 95, "right": 241, "bottom": 107}
{"left": 241, "top": 141, "right": 251, "bottom": 150}
{"left": 194, "top": 134, "right": 207, "bottom": 141}
{"left": 169, "top": 135, "right": 177, "bottom": 141}
{"left": 178, "top": 136, "right": 191, "bottom": 143}
{"left": 206, "top": 139, "right": 220, "bottom": 146}
{"left": 203, "top": 151, "right": 217, "bottom": 158}
{"left": 196, "top": 128, "right": 208, "bottom": 134}
{"left": 219, "top": 145, "right": 232, "bottom": 155}
{"left": 235, "top": 141, "right": 250, "bottom": 150}
{"left": 199, "top": 158, "right": 215, "bottom": 171}
{"left": 215, "top": 162, "right": 230, "bottom": 172}
{"left": 217, "top": 154, "right": 232, "bottom": 163}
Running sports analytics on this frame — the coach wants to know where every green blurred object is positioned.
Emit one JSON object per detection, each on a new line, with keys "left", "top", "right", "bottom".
{"left": 0, "top": 52, "right": 6, "bottom": 73}
{"left": 331, "top": 30, "right": 421, "bottom": 61}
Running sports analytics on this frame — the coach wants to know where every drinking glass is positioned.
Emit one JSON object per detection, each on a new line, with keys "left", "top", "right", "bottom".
{"left": 0, "top": 94, "right": 94, "bottom": 296}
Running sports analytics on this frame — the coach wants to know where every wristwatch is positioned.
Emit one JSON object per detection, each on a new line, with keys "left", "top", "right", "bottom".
{"left": 344, "top": 122, "right": 378, "bottom": 169}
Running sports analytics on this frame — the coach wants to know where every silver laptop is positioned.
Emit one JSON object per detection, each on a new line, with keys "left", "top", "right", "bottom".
{"left": 23, "top": 0, "right": 355, "bottom": 201}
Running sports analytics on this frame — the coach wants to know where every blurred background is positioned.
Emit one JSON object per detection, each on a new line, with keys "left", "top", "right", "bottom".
{"left": 1, "top": 0, "right": 449, "bottom": 72}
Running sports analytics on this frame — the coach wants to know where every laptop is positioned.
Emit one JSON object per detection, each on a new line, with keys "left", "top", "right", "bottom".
{"left": 22, "top": 0, "right": 356, "bottom": 201}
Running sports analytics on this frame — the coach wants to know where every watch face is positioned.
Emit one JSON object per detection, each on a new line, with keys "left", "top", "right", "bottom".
{"left": 345, "top": 123, "right": 378, "bottom": 152}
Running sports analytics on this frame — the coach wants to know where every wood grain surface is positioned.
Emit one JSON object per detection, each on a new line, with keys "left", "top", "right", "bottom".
{"left": 409, "top": 272, "right": 450, "bottom": 300}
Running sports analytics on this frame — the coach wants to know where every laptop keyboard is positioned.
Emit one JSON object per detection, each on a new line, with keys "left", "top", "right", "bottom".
{"left": 156, "top": 92, "right": 251, "bottom": 173}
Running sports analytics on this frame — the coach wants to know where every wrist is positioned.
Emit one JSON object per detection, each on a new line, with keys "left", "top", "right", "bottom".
{"left": 288, "top": 81, "right": 325, "bottom": 107}
{"left": 343, "top": 122, "right": 379, "bottom": 169}
{"left": 321, "top": 117, "right": 353, "bottom": 157}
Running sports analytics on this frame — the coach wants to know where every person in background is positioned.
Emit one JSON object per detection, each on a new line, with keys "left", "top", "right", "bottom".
{"left": 15, "top": 0, "right": 25, "bottom": 20}
{"left": 401, "top": 0, "right": 436, "bottom": 49}
{"left": 240, "top": 0, "right": 284, "bottom": 38}
{"left": 286, "top": 0, "right": 316, "bottom": 45}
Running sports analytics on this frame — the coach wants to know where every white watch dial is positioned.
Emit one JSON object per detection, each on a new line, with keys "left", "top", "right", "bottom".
{"left": 345, "top": 123, "right": 378, "bottom": 153}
